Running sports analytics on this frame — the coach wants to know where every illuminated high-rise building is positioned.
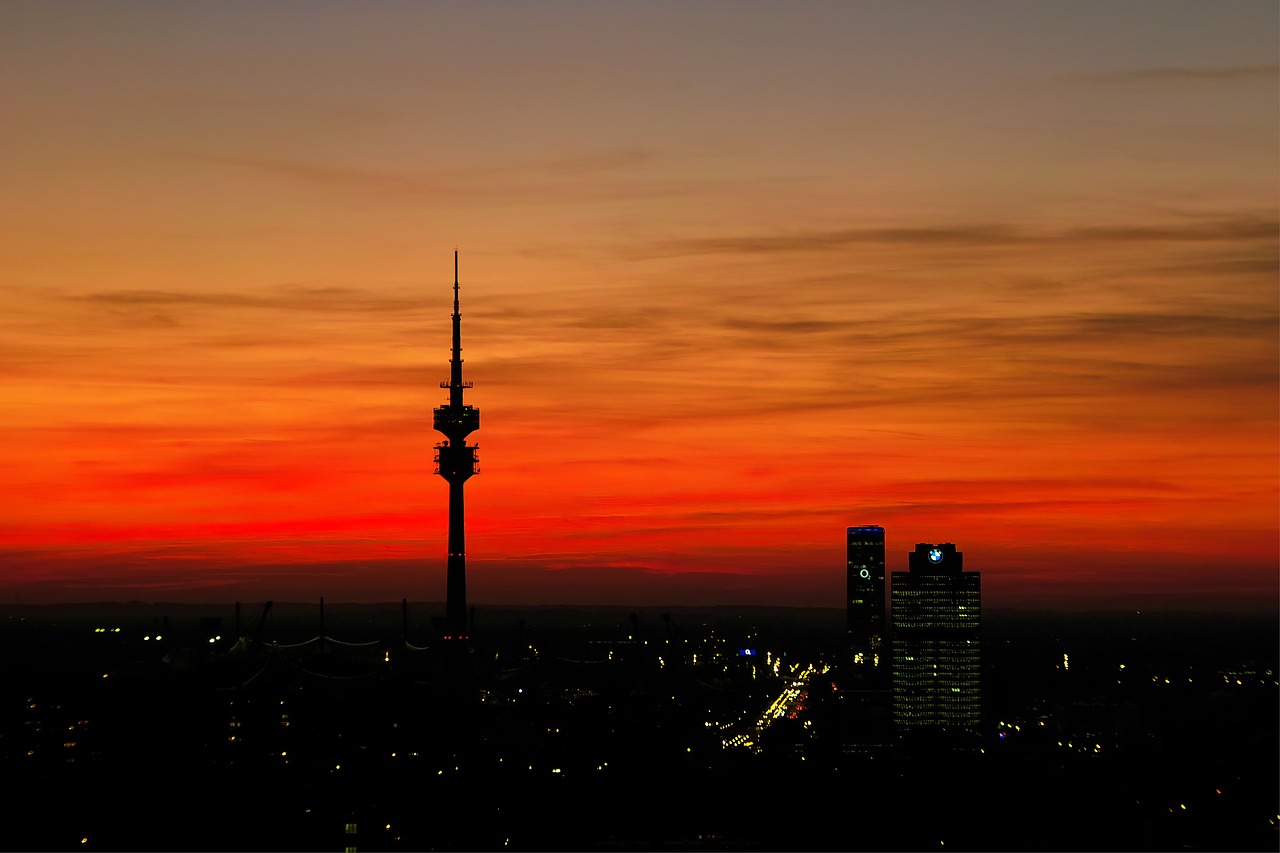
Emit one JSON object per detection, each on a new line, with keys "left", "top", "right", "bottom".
{"left": 433, "top": 251, "right": 479, "bottom": 642}
{"left": 890, "top": 542, "right": 981, "bottom": 747}
{"left": 847, "top": 525, "right": 886, "bottom": 675}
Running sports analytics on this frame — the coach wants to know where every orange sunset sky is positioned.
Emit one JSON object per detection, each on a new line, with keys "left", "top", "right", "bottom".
{"left": 2, "top": 2, "right": 1277, "bottom": 609}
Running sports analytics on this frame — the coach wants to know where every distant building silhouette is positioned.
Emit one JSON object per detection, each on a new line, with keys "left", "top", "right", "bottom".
{"left": 839, "top": 525, "right": 893, "bottom": 757}
{"left": 890, "top": 542, "right": 981, "bottom": 748}
{"left": 433, "top": 251, "right": 479, "bottom": 641}
{"left": 846, "top": 525, "right": 886, "bottom": 679}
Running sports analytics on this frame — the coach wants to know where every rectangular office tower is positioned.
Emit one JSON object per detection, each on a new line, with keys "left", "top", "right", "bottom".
{"left": 890, "top": 543, "right": 981, "bottom": 747}
{"left": 847, "top": 525, "right": 887, "bottom": 673}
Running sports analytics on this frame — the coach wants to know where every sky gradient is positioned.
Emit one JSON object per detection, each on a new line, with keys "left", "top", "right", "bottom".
{"left": 2, "top": 1, "right": 1277, "bottom": 609}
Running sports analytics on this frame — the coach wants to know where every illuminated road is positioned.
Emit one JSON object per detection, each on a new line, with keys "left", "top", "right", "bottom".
{"left": 722, "top": 663, "right": 819, "bottom": 750}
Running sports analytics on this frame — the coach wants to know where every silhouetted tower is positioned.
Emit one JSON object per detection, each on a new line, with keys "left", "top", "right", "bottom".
{"left": 847, "top": 524, "right": 887, "bottom": 680}
{"left": 433, "top": 251, "right": 479, "bottom": 640}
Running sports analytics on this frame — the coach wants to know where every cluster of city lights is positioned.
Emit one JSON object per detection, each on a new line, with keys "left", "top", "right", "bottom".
{"left": 94, "top": 627, "right": 171, "bottom": 640}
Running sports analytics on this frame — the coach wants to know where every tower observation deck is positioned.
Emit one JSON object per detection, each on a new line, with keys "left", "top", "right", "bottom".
{"left": 433, "top": 251, "right": 479, "bottom": 640}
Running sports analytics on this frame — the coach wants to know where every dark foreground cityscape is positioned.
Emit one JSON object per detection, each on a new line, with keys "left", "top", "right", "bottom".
{"left": 4, "top": 258, "right": 1276, "bottom": 852}
{"left": 2, "top": 598, "right": 1277, "bottom": 852}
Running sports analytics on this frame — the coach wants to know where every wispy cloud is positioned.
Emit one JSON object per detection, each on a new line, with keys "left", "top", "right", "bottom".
{"left": 1072, "top": 65, "right": 1279, "bottom": 85}
{"left": 1063, "top": 219, "right": 1278, "bottom": 242}
{"left": 148, "top": 88, "right": 393, "bottom": 127}
{"left": 639, "top": 225, "right": 1022, "bottom": 257}
{"left": 177, "top": 151, "right": 465, "bottom": 198}
{"left": 635, "top": 215, "right": 1279, "bottom": 258}
{"left": 171, "top": 149, "right": 738, "bottom": 203}
{"left": 503, "top": 148, "right": 658, "bottom": 176}
{"left": 73, "top": 286, "right": 423, "bottom": 313}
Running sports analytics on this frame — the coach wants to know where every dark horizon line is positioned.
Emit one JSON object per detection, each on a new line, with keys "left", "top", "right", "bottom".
{"left": 2, "top": 599, "right": 1276, "bottom": 618}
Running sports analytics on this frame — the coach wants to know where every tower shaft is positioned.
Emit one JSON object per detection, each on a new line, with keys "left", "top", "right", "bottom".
{"left": 433, "top": 250, "right": 479, "bottom": 640}
{"left": 446, "top": 480, "right": 465, "bottom": 628}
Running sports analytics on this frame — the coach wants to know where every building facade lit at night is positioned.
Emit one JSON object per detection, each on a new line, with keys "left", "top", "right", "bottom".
{"left": 890, "top": 542, "right": 981, "bottom": 747}
{"left": 846, "top": 525, "right": 887, "bottom": 678}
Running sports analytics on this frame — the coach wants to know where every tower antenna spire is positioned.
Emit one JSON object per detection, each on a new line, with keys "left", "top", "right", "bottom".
{"left": 433, "top": 250, "right": 479, "bottom": 644}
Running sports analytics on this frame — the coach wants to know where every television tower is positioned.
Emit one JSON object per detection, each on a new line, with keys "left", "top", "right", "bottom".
{"left": 433, "top": 250, "right": 479, "bottom": 640}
